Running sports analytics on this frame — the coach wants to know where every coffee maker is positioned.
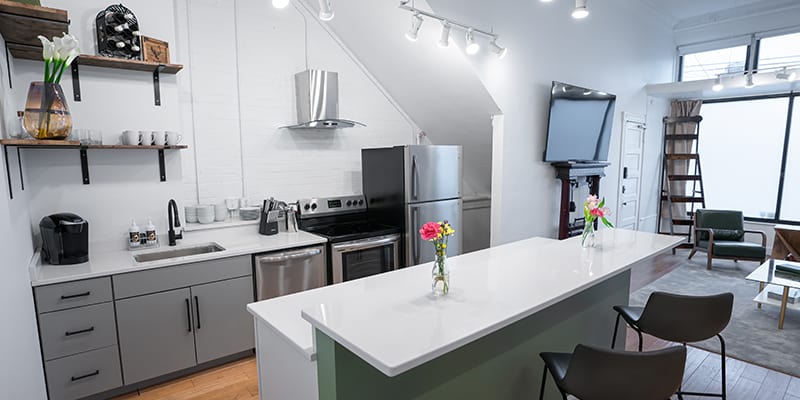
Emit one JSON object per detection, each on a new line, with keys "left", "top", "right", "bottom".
{"left": 40, "top": 213, "right": 89, "bottom": 265}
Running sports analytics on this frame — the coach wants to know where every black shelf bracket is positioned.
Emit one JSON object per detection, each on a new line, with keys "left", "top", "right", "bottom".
{"left": 17, "top": 147, "right": 24, "bottom": 191}
{"left": 158, "top": 149, "right": 166, "bottom": 181}
{"left": 80, "top": 147, "right": 90, "bottom": 184}
{"left": 4, "top": 43, "right": 12, "bottom": 89}
{"left": 3, "top": 146, "right": 12, "bottom": 199}
{"left": 71, "top": 62, "right": 82, "bottom": 102}
{"left": 153, "top": 65, "right": 165, "bottom": 106}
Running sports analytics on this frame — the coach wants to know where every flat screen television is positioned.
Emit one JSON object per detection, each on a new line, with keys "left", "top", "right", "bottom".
{"left": 543, "top": 81, "right": 616, "bottom": 163}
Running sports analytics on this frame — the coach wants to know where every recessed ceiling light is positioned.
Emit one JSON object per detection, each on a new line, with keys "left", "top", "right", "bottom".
{"left": 272, "top": 0, "right": 290, "bottom": 8}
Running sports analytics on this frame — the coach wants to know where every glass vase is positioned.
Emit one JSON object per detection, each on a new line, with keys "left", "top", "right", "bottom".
{"left": 582, "top": 224, "right": 596, "bottom": 248}
{"left": 431, "top": 254, "right": 450, "bottom": 296}
{"left": 23, "top": 82, "right": 73, "bottom": 140}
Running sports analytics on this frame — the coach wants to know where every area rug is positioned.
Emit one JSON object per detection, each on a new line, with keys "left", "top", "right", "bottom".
{"left": 631, "top": 257, "right": 800, "bottom": 377}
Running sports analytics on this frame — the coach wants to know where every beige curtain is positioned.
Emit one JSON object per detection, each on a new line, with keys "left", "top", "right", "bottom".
{"left": 662, "top": 100, "right": 702, "bottom": 234}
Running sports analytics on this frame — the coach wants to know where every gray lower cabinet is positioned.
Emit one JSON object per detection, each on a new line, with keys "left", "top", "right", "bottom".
{"left": 193, "top": 276, "right": 255, "bottom": 364}
{"left": 115, "top": 288, "right": 197, "bottom": 385}
{"left": 44, "top": 346, "right": 122, "bottom": 400}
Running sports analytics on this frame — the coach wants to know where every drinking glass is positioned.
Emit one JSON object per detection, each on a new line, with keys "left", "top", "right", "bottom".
{"left": 225, "top": 197, "right": 239, "bottom": 220}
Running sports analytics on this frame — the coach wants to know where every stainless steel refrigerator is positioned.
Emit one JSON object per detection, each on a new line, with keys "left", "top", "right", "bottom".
{"left": 362, "top": 145, "right": 462, "bottom": 267}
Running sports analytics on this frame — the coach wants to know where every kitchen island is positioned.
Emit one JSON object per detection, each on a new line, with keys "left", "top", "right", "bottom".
{"left": 248, "top": 229, "right": 681, "bottom": 399}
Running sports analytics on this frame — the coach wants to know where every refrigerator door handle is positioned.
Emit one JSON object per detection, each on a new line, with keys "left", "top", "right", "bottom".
{"left": 412, "top": 206, "right": 420, "bottom": 265}
{"left": 411, "top": 155, "right": 419, "bottom": 200}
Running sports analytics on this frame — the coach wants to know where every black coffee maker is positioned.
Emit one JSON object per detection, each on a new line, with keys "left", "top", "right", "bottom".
{"left": 40, "top": 213, "right": 89, "bottom": 265}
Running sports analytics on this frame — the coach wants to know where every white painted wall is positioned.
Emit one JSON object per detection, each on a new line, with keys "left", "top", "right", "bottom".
{"left": 427, "top": 0, "right": 676, "bottom": 243}
{"left": 0, "top": 34, "right": 47, "bottom": 400}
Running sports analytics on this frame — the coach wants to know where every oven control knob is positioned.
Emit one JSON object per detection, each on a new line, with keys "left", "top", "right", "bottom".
{"left": 346, "top": 200, "right": 352, "bottom": 207}
{"left": 311, "top": 203, "right": 317, "bottom": 210}
{"left": 304, "top": 204, "right": 310, "bottom": 211}
{"left": 358, "top": 200, "right": 364, "bottom": 206}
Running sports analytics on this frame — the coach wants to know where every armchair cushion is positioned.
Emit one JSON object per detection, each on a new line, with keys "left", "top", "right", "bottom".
{"left": 697, "top": 240, "right": 766, "bottom": 259}
{"left": 695, "top": 210, "right": 745, "bottom": 241}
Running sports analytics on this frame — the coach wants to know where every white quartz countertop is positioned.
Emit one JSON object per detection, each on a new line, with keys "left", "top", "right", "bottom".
{"left": 299, "top": 229, "right": 681, "bottom": 377}
{"left": 29, "top": 226, "right": 327, "bottom": 286}
{"left": 247, "top": 237, "right": 559, "bottom": 361}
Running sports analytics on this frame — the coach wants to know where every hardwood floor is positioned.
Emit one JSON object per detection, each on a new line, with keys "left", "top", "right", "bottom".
{"left": 114, "top": 249, "right": 799, "bottom": 400}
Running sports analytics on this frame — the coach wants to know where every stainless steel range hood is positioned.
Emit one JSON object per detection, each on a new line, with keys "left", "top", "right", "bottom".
{"left": 281, "top": 69, "right": 366, "bottom": 129}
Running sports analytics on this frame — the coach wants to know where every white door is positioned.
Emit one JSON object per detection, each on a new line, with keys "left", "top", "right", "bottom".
{"left": 617, "top": 113, "right": 646, "bottom": 230}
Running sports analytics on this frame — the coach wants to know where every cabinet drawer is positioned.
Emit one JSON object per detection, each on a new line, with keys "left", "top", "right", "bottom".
{"left": 44, "top": 345, "right": 122, "bottom": 400}
{"left": 113, "top": 255, "right": 251, "bottom": 299}
{"left": 35, "top": 278, "right": 113, "bottom": 313}
{"left": 39, "top": 302, "right": 117, "bottom": 361}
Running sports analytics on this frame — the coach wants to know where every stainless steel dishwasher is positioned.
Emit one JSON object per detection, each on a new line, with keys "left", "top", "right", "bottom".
{"left": 254, "top": 244, "right": 327, "bottom": 301}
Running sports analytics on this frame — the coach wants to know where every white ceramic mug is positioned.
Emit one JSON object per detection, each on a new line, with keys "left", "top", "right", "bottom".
{"left": 152, "top": 131, "right": 166, "bottom": 146}
{"left": 122, "top": 130, "right": 140, "bottom": 145}
{"left": 166, "top": 131, "right": 182, "bottom": 146}
{"left": 139, "top": 130, "right": 153, "bottom": 146}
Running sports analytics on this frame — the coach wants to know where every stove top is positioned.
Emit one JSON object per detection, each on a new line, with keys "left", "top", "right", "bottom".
{"left": 297, "top": 195, "right": 400, "bottom": 243}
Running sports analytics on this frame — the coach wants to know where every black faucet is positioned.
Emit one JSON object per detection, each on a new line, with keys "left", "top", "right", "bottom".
{"left": 168, "top": 199, "right": 183, "bottom": 246}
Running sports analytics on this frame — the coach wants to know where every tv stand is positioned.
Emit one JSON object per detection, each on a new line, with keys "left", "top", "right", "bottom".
{"left": 552, "top": 162, "right": 610, "bottom": 240}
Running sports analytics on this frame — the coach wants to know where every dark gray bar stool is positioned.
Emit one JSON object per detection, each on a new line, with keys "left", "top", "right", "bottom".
{"left": 539, "top": 344, "right": 686, "bottom": 400}
{"left": 611, "top": 291, "right": 734, "bottom": 400}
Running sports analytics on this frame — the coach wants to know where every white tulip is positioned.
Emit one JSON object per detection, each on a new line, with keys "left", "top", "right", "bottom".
{"left": 55, "top": 33, "right": 79, "bottom": 61}
{"left": 64, "top": 48, "right": 80, "bottom": 66}
{"left": 37, "top": 35, "right": 54, "bottom": 61}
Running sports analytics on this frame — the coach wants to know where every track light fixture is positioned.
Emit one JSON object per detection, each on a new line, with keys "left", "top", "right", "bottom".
{"left": 405, "top": 12, "right": 424, "bottom": 42}
{"left": 776, "top": 67, "right": 797, "bottom": 81}
{"left": 272, "top": 0, "right": 290, "bottom": 8}
{"left": 318, "top": 0, "right": 334, "bottom": 21}
{"left": 398, "top": 2, "right": 506, "bottom": 58}
{"left": 488, "top": 38, "right": 508, "bottom": 59}
{"left": 744, "top": 73, "right": 755, "bottom": 88}
{"left": 438, "top": 21, "right": 451, "bottom": 48}
{"left": 572, "top": 0, "right": 589, "bottom": 19}
{"left": 712, "top": 76, "right": 723, "bottom": 92}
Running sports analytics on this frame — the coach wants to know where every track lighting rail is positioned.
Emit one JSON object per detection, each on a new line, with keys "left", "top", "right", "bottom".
{"left": 398, "top": 1, "right": 498, "bottom": 40}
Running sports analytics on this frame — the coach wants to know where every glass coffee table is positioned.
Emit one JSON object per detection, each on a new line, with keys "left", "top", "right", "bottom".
{"left": 746, "top": 259, "right": 800, "bottom": 330}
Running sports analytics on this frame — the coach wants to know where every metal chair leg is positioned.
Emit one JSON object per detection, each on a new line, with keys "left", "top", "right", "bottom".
{"left": 611, "top": 313, "right": 622, "bottom": 349}
{"left": 688, "top": 249, "right": 696, "bottom": 259}
{"left": 637, "top": 329, "right": 643, "bottom": 352}
{"left": 719, "top": 334, "right": 727, "bottom": 400}
{"left": 539, "top": 365, "right": 548, "bottom": 400}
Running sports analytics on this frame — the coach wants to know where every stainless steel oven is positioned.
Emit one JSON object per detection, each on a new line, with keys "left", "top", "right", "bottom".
{"left": 330, "top": 234, "right": 400, "bottom": 283}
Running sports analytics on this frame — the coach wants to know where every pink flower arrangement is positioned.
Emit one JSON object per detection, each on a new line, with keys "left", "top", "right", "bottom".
{"left": 419, "top": 222, "right": 443, "bottom": 241}
{"left": 583, "top": 195, "right": 613, "bottom": 245}
{"left": 420, "top": 220, "right": 455, "bottom": 295}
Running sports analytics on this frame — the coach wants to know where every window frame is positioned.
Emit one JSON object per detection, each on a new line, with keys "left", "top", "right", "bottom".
{"left": 701, "top": 93, "right": 799, "bottom": 226}
{"left": 678, "top": 44, "right": 754, "bottom": 82}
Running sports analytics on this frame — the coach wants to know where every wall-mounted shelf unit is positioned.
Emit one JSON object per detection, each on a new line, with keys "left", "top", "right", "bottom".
{"left": 1, "top": 139, "right": 187, "bottom": 199}
{"left": 0, "top": 0, "right": 69, "bottom": 87}
{"left": 70, "top": 55, "right": 183, "bottom": 106}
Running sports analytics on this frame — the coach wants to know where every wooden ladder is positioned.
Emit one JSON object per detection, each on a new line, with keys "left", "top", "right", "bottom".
{"left": 658, "top": 116, "right": 707, "bottom": 249}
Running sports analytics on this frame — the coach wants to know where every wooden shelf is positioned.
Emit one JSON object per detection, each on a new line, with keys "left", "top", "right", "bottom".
{"left": 0, "top": 0, "right": 69, "bottom": 61}
{"left": 75, "top": 54, "right": 183, "bottom": 74}
{"left": 1, "top": 139, "right": 188, "bottom": 198}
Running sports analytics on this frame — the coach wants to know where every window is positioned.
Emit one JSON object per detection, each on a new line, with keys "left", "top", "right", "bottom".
{"left": 758, "top": 32, "right": 800, "bottom": 71}
{"left": 680, "top": 46, "right": 748, "bottom": 82}
{"left": 780, "top": 100, "right": 800, "bottom": 221}
{"left": 700, "top": 98, "right": 788, "bottom": 219}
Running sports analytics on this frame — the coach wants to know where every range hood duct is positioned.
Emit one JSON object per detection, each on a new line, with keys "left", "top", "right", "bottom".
{"left": 282, "top": 69, "right": 366, "bottom": 129}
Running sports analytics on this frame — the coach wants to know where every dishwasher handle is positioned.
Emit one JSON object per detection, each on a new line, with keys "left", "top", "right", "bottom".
{"left": 257, "top": 248, "right": 322, "bottom": 263}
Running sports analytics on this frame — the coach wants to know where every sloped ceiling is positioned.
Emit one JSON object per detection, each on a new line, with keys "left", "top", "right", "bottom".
{"left": 307, "top": 0, "right": 501, "bottom": 196}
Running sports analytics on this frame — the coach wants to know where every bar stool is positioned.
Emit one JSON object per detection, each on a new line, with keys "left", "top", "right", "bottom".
{"left": 539, "top": 344, "right": 686, "bottom": 400}
{"left": 611, "top": 291, "right": 734, "bottom": 400}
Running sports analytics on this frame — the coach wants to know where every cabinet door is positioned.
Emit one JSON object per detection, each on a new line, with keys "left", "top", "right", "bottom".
{"left": 115, "top": 288, "right": 196, "bottom": 384}
{"left": 192, "top": 276, "right": 255, "bottom": 364}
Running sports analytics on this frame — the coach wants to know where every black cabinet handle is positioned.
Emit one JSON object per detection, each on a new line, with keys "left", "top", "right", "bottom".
{"left": 185, "top": 298, "right": 192, "bottom": 333}
{"left": 61, "top": 291, "right": 90, "bottom": 300}
{"left": 65, "top": 327, "right": 95, "bottom": 336}
{"left": 71, "top": 370, "right": 99, "bottom": 382}
{"left": 194, "top": 296, "right": 201, "bottom": 330}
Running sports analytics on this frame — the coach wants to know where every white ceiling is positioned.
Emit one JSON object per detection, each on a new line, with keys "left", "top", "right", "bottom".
{"left": 645, "top": 0, "right": 790, "bottom": 23}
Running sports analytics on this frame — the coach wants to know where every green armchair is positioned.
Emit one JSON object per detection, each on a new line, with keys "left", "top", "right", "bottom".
{"left": 689, "top": 209, "right": 767, "bottom": 270}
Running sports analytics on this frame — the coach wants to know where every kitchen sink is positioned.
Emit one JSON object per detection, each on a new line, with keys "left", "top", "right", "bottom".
{"left": 133, "top": 243, "right": 226, "bottom": 263}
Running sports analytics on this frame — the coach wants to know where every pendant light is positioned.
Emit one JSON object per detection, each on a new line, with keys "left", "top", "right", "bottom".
{"left": 319, "top": 0, "right": 334, "bottom": 21}
{"left": 465, "top": 29, "right": 480, "bottom": 55}
{"left": 272, "top": 0, "right": 290, "bottom": 8}
{"left": 438, "top": 21, "right": 451, "bottom": 48}
{"left": 405, "top": 12, "right": 424, "bottom": 42}
{"left": 572, "top": 0, "right": 589, "bottom": 19}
